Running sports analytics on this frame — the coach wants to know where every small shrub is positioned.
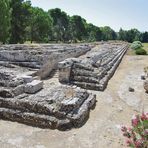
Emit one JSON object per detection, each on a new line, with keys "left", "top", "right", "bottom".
{"left": 135, "top": 48, "right": 147, "bottom": 55}
{"left": 121, "top": 112, "right": 148, "bottom": 148}
{"left": 130, "top": 41, "right": 143, "bottom": 50}
{"left": 133, "top": 41, "right": 143, "bottom": 47}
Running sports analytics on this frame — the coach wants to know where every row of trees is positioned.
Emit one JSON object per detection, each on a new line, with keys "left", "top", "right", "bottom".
{"left": 118, "top": 28, "right": 148, "bottom": 43}
{"left": 0, "top": 0, "right": 148, "bottom": 44}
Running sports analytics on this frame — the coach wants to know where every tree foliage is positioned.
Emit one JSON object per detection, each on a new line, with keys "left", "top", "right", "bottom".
{"left": 48, "top": 8, "right": 69, "bottom": 42}
{"left": 0, "top": 0, "right": 11, "bottom": 43}
{"left": 142, "top": 32, "right": 148, "bottom": 43}
{"left": 100, "top": 26, "right": 117, "bottom": 41}
{"left": 10, "top": 0, "right": 32, "bottom": 43}
{"left": 68, "top": 15, "right": 87, "bottom": 42}
{"left": 86, "top": 24, "right": 102, "bottom": 42}
{"left": 29, "top": 7, "right": 53, "bottom": 43}
{"left": 118, "top": 28, "right": 143, "bottom": 43}
{"left": 0, "top": 0, "right": 147, "bottom": 44}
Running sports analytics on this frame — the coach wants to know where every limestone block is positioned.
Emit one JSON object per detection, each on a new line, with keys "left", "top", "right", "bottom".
{"left": 58, "top": 58, "right": 76, "bottom": 83}
{"left": 21, "top": 75, "right": 33, "bottom": 83}
{"left": 24, "top": 80, "right": 43, "bottom": 94}
{"left": 60, "top": 90, "right": 88, "bottom": 112}
{"left": 60, "top": 97, "right": 81, "bottom": 112}
{"left": 12, "top": 85, "right": 25, "bottom": 96}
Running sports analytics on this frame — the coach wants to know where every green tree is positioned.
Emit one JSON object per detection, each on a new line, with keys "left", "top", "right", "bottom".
{"left": 142, "top": 31, "right": 148, "bottom": 42}
{"left": 10, "top": 0, "right": 31, "bottom": 43}
{"left": 101, "top": 26, "right": 117, "bottom": 41}
{"left": 0, "top": 0, "right": 11, "bottom": 44}
{"left": 86, "top": 24, "right": 102, "bottom": 42}
{"left": 48, "top": 8, "right": 69, "bottom": 42}
{"left": 126, "top": 29, "right": 141, "bottom": 42}
{"left": 29, "top": 7, "right": 53, "bottom": 43}
{"left": 69, "top": 15, "right": 87, "bottom": 42}
{"left": 118, "top": 28, "right": 127, "bottom": 41}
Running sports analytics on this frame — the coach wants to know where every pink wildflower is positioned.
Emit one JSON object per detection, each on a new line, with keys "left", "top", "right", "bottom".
{"left": 127, "top": 127, "right": 132, "bottom": 131}
{"left": 126, "top": 139, "right": 133, "bottom": 146}
{"left": 134, "top": 139, "right": 143, "bottom": 148}
{"left": 141, "top": 112, "right": 148, "bottom": 120}
{"left": 132, "top": 115, "right": 139, "bottom": 127}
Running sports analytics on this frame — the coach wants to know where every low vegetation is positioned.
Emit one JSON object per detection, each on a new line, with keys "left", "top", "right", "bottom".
{"left": 130, "top": 41, "right": 147, "bottom": 55}
{"left": 121, "top": 112, "right": 148, "bottom": 148}
{"left": 135, "top": 48, "right": 147, "bottom": 55}
{"left": 130, "top": 41, "right": 143, "bottom": 50}
{"left": 143, "top": 43, "right": 148, "bottom": 53}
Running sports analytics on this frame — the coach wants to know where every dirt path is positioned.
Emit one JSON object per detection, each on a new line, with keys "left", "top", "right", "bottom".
{"left": 0, "top": 55, "right": 147, "bottom": 148}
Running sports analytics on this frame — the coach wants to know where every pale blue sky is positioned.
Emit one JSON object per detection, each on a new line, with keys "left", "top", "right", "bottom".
{"left": 30, "top": 0, "right": 148, "bottom": 32}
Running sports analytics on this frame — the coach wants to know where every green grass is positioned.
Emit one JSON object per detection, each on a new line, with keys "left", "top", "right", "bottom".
{"left": 142, "top": 43, "right": 148, "bottom": 53}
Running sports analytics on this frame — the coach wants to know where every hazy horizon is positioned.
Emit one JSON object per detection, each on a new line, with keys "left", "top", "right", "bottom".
{"left": 30, "top": 0, "right": 148, "bottom": 32}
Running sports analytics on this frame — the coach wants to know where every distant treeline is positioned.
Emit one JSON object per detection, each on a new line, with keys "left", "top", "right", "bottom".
{"left": 0, "top": 0, "right": 148, "bottom": 44}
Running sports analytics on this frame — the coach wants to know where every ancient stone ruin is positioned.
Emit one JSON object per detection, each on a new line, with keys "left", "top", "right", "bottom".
{"left": 59, "top": 42, "right": 128, "bottom": 90}
{"left": 0, "top": 42, "right": 128, "bottom": 130}
{"left": 0, "top": 85, "right": 95, "bottom": 130}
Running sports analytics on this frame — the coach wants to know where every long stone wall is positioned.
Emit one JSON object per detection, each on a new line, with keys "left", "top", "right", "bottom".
{"left": 59, "top": 42, "right": 129, "bottom": 91}
{"left": 0, "top": 44, "right": 93, "bottom": 79}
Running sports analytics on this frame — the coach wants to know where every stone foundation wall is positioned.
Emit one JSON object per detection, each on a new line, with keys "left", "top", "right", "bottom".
{"left": 59, "top": 42, "right": 129, "bottom": 91}
{"left": 0, "top": 44, "right": 93, "bottom": 79}
{"left": 0, "top": 86, "right": 96, "bottom": 130}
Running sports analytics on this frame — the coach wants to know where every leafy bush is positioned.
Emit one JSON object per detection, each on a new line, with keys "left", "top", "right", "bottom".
{"left": 135, "top": 48, "right": 147, "bottom": 55}
{"left": 130, "top": 41, "right": 143, "bottom": 50}
{"left": 133, "top": 41, "right": 143, "bottom": 47}
{"left": 121, "top": 112, "right": 148, "bottom": 148}
{"left": 131, "top": 44, "right": 141, "bottom": 50}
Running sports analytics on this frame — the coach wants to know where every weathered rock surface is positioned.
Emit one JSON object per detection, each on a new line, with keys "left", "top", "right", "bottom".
{"left": 0, "top": 44, "right": 93, "bottom": 79}
{"left": 59, "top": 42, "right": 128, "bottom": 91}
{"left": 0, "top": 86, "right": 96, "bottom": 130}
{"left": 0, "top": 42, "right": 128, "bottom": 130}
{"left": 24, "top": 80, "right": 43, "bottom": 94}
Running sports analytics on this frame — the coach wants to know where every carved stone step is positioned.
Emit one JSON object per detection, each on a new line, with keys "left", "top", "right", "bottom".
{"left": 73, "top": 75, "right": 100, "bottom": 84}
{"left": 0, "top": 85, "right": 96, "bottom": 129}
{"left": 73, "top": 81, "right": 103, "bottom": 91}
{"left": 0, "top": 107, "right": 71, "bottom": 130}
{"left": 71, "top": 69, "right": 99, "bottom": 78}
{"left": 73, "top": 63, "right": 94, "bottom": 71}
